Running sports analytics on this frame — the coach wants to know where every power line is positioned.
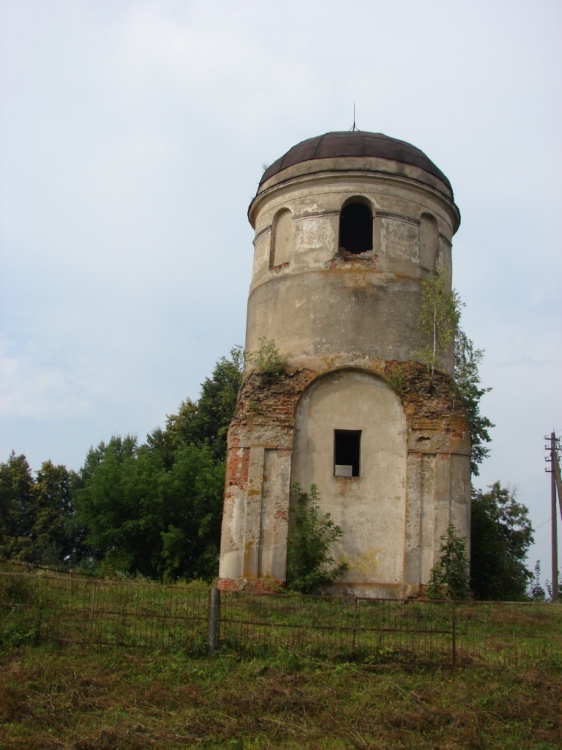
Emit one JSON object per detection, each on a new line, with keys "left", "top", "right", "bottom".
{"left": 536, "top": 533, "right": 554, "bottom": 545}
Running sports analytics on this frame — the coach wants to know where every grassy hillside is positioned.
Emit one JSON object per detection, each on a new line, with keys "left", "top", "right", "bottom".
{"left": 1, "top": 645, "right": 560, "bottom": 749}
{"left": 1, "top": 571, "right": 560, "bottom": 748}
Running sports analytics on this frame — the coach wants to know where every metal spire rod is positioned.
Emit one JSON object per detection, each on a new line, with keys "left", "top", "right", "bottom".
{"left": 350, "top": 104, "right": 358, "bottom": 131}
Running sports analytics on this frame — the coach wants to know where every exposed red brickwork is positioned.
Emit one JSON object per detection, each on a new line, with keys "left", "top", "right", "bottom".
{"left": 227, "top": 368, "right": 317, "bottom": 450}
{"left": 217, "top": 577, "right": 285, "bottom": 593}
{"left": 224, "top": 436, "right": 250, "bottom": 493}
{"left": 226, "top": 360, "right": 469, "bottom": 459}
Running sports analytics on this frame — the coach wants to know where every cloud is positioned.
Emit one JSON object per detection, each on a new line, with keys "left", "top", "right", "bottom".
{"left": 109, "top": 2, "right": 331, "bottom": 132}
{"left": 0, "top": 337, "right": 91, "bottom": 420}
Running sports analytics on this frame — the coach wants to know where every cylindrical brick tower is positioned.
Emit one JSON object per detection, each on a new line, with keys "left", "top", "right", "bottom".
{"left": 219, "top": 131, "right": 470, "bottom": 598}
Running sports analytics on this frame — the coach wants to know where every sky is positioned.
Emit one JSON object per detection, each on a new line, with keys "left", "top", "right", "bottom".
{"left": 1, "top": 0, "right": 561, "bottom": 582}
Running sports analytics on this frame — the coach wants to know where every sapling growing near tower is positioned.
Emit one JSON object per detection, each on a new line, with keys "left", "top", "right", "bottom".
{"left": 416, "top": 266, "right": 461, "bottom": 383}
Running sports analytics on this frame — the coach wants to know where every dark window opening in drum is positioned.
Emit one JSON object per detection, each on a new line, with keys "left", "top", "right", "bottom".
{"left": 334, "top": 430, "right": 361, "bottom": 477}
{"left": 339, "top": 202, "right": 372, "bottom": 254}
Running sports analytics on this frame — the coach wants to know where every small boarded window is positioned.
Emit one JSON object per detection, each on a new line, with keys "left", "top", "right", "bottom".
{"left": 334, "top": 430, "right": 361, "bottom": 477}
{"left": 270, "top": 209, "right": 293, "bottom": 268}
{"left": 420, "top": 213, "right": 438, "bottom": 272}
{"left": 339, "top": 201, "right": 373, "bottom": 254}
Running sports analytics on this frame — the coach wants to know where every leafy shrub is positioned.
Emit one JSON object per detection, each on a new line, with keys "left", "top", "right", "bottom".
{"left": 428, "top": 525, "right": 471, "bottom": 600}
{"left": 245, "top": 337, "right": 288, "bottom": 377}
{"left": 286, "top": 484, "right": 347, "bottom": 594}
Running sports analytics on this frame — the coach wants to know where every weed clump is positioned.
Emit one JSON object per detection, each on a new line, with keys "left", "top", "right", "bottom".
{"left": 244, "top": 337, "right": 288, "bottom": 378}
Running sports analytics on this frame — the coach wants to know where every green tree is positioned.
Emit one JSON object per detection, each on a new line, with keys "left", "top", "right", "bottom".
{"left": 72, "top": 436, "right": 142, "bottom": 573}
{"left": 454, "top": 330, "right": 494, "bottom": 475}
{"left": 73, "top": 437, "right": 224, "bottom": 580}
{"left": 2, "top": 348, "right": 241, "bottom": 578}
{"left": 427, "top": 525, "right": 471, "bottom": 600}
{"left": 528, "top": 561, "right": 546, "bottom": 601}
{"left": 73, "top": 348, "right": 243, "bottom": 580}
{"left": 162, "top": 443, "right": 225, "bottom": 580}
{"left": 470, "top": 482, "right": 534, "bottom": 600}
{"left": 0, "top": 453, "right": 77, "bottom": 567}
{"left": 286, "top": 484, "right": 347, "bottom": 594}
{"left": 31, "top": 461, "right": 77, "bottom": 565}
{"left": 417, "top": 272, "right": 493, "bottom": 475}
{"left": 0, "top": 452, "right": 36, "bottom": 561}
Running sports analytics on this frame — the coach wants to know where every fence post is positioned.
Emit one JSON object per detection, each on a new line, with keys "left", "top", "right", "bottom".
{"left": 451, "top": 600, "right": 457, "bottom": 668}
{"left": 88, "top": 581, "right": 97, "bottom": 644}
{"left": 208, "top": 587, "right": 220, "bottom": 656}
{"left": 352, "top": 598, "right": 358, "bottom": 653}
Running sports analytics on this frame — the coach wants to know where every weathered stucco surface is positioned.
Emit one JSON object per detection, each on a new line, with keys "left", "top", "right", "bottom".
{"left": 218, "top": 133, "right": 470, "bottom": 597}
{"left": 247, "top": 170, "right": 456, "bottom": 373}
{"left": 292, "top": 371, "right": 407, "bottom": 590}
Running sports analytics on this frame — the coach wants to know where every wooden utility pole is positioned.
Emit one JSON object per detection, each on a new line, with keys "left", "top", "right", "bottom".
{"left": 546, "top": 432, "right": 560, "bottom": 601}
{"left": 552, "top": 436, "right": 562, "bottom": 522}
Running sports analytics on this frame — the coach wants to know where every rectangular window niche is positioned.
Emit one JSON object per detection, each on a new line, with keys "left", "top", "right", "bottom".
{"left": 334, "top": 430, "right": 361, "bottom": 477}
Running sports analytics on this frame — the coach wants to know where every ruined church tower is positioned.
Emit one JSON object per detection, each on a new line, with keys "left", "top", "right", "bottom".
{"left": 219, "top": 131, "right": 471, "bottom": 598}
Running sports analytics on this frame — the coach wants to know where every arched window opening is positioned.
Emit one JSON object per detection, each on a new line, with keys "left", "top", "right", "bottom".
{"left": 339, "top": 201, "right": 373, "bottom": 254}
{"left": 269, "top": 209, "right": 293, "bottom": 268}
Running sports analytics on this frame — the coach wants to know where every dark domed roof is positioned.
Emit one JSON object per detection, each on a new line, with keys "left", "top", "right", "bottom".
{"left": 259, "top": 131, "right": 452, "bottom": 192}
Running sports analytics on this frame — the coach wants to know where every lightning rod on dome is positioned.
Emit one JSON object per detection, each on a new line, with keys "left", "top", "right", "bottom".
{"left": 350, "top": 104, "right": 358, "bottom": 131}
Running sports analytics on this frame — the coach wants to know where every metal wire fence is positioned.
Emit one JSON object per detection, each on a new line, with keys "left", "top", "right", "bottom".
{"left": 217, "top": 592, "right": 562, "bottom": 668}
{"left": 0, "top": 570, "right": 209, "bottom": 654}
{"left": 1, "top": 568, "right": 560, "bottom": 669}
